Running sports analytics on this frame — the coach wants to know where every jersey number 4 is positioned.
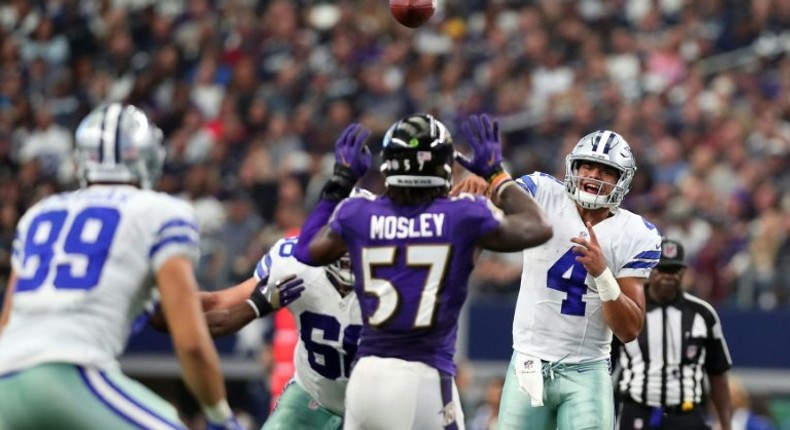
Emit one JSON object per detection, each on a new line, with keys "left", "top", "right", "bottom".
{"left": 16, "top": 207, "right": 120, "bottom": 292}
{"left": 547, "top": 249, "right": 589, "bottom": 316}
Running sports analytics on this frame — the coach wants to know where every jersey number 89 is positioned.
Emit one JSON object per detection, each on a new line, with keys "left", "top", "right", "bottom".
{"left": 16, "top": 207, "right": 120, "bottom": 292}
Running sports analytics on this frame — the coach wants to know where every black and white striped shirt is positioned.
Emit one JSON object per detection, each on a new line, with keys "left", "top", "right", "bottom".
{"left": 615, "top": 292, "right": 732, "bottom": 408}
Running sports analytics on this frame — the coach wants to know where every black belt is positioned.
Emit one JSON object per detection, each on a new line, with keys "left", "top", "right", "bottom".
{"left": 623, "top": 397, "right": 700, "bottom": 415}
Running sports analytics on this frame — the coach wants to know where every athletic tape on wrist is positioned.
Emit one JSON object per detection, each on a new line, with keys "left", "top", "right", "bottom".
{"left": 594, "top": 267, "right": 621, "bottom": 302}
{"left": 488, "top": 171, "right": 511, "bottom": 187}
{"left": 495, "top": 179, "right": 516, "bottom": 200}
{"left": 203, "top": 400, "right": 233, "bottom": 423}
{"left": 246, "top": 299, "right": 261, "bottom": 319}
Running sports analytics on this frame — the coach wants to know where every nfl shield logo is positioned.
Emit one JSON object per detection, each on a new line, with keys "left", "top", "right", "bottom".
{"left": 662, "top": 242, "right": 678, "bottom": 259}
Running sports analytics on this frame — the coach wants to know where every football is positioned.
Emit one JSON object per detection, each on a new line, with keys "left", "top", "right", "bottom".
{"left": 389, "top": 0, "right": 436, "bottom": 29}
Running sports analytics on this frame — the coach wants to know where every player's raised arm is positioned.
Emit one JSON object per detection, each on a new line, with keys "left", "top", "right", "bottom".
{"left": 206, "top": 274, "right": 304, "bottom": 338}
{"left": 454, "top": 114, "right": 553, "bottom": 252}
{"left": 294, "top": 123, "right": 371, "bottom": 266}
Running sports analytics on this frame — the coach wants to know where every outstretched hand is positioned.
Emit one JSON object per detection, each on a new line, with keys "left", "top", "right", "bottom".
{"left": 456, "top": 114, "right": 505, "bottom": 180}
{"left": 570, "top": 222, "right": 607, "bottom": 277}
{"left": 450, "top": 174, "right": 489, "bottom": 197}
{"left": 262, "top": 274, "right": 306, "bottom": 310}
{"left": 335, "top": 123, "right": 372, "bottom": 180}
{"left": 247, "top": 274, "right": 306, "bottom": 317}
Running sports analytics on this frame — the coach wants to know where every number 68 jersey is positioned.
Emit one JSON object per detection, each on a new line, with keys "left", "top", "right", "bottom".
{"left": 0, "top": 185, "right": 200, "bottom": 374}
{"left": 513, "top": 173, "right": 662, "bottom": 364}
{"left": 256, "top": 237, "right": 363, "bottom": 415}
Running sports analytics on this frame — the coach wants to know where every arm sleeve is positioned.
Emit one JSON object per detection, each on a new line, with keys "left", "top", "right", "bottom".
{"left": 293, "top": 199, "right": 342, "bottom": 265}
{"left": 616, "top": 219, "right": 662, "bottom": 278}
{"left": 705, "top": 309, "right": 733, "bottom": 374}
{"left": 149, "top": 200, "right": 201, "bottom": 272}
{"left": 460, "top": 196, "right": 503, "bottom": 239}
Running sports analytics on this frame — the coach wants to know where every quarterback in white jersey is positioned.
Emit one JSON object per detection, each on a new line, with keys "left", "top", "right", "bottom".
{"left": 204, "top": 235, "right": 362, "bottom": 430}
{"left": 0, "top": 104, "right": 241, "bottom": 430}
{"left": 454, "top": 130, "right": 661, "bottom": 430}
{"left": 512, "top": 171, "right": 660, "bottom": 364}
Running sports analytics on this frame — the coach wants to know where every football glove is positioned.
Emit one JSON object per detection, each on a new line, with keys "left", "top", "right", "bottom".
{"left": 322, "top": 123, "right": 372, "bottom": 200}
{"left": 456, "top": 114, "right": 506, "bottom": 182}
{"left": 247, "top": 274, "right": 306, "bottom": 317}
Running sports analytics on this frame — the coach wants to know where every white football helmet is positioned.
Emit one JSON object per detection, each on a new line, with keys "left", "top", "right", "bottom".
{"left": 564, "top": 130, "right": 636, "bottom": 209}
{"left": 74, "top": 103, "right": 165, "bottom": 189}
{"left": 325, "top": 252, "right": 354, "bottom": 293}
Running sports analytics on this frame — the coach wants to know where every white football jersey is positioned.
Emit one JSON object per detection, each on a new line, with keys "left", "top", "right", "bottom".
{"left": 513, "top": 173, "right": 662, "bottom": 363}
{"left": 0, "top": 185, "right": 200, "bottom": 374}
{"left": 255, "top": 237, "right": 362, "bottom": 415}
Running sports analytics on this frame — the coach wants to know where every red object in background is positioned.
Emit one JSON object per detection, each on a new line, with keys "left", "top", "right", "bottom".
{"left": 269, "top": 227, "right": 302, "bottom": 410}
{"left": 389, "top": 0, "right": 436, "bottom": 28}
{"left": 269, "top": 308, "right": 297, "bottom": 410}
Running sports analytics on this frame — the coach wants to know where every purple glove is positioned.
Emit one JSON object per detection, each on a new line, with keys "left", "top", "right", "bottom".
{"left": 248, "top": 274, "right": 306, "bottom": 316}
{"left": 456, "top": 114, "right": 505, "bottom": 180}
{"left": 268, "top": 274, "right": 306, "bottom": 309}
{"left": 335, "top": 123, "right": 372, "bottom": 180}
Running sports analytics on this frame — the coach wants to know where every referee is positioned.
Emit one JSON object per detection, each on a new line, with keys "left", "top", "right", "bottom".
{"left": 614, "top": 238, "right": 733, "bottom": 430}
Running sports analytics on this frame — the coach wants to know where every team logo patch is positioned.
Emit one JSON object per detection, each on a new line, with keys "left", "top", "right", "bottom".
{"left": 309, "top": 399, "right": 320, "bottom": 410}
{"left": 662, "top": 242, "right": 679, "bottom": 259}
{"left": 523, "top": 359, "right": 535, "bottom": 370}
{"left": 417, "top": 151, "right": 432, "bottom": 162}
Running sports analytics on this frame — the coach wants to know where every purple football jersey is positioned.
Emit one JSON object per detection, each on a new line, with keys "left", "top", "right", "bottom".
{"left": 329, "top": 194, "right": 502, "bottom": 375}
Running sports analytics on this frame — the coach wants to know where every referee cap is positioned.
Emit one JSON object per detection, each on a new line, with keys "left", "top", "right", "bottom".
{"left": 657, "top": 238, "right": 686, "bottom": 269}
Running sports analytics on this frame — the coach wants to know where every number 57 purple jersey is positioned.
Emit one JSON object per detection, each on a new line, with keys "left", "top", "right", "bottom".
{"left": 328, "top": 192, "right": 503, "bottom": 376}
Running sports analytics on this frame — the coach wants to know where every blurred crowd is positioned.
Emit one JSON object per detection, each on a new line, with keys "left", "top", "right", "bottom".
{"left": 1, "top": 0, "right": 789, "bottom": 314}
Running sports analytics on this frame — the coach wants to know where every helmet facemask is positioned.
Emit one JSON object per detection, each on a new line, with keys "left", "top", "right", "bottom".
{"left": 325, "top": 253, "right": 354, "bottom": 295}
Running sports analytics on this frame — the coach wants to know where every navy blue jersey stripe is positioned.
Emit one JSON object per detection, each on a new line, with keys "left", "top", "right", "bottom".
{"left": 114, "top": 105, "right": 124, "bottom": 163}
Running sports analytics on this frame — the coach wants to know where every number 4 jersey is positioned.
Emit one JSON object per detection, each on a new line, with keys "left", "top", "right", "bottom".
{"left": 255, "top": 237, "right": 362, "bottom": 415}
{"left": 513, "top": 172, "right": 662, "bottom": 364}
{"left": 0, "top": 185, "right": 200, "bottom": 374}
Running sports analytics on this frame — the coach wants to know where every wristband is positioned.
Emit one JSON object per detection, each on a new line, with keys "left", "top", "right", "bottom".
{"left": 495, "top": 179, "right": 516, "bottom": 200}
{"left": 320, "top": 164, "right": 357, "bottom": 201}
{"left": 247, "top": 286, "right": 274, "bottom": 317}
{"left": 203, "top": 400, "right": 233, "bottom": 423}
{"left": 488, "top": 171, "right": 511, "bottom": 189}
{"left": 594, "top": 267, "right": 621, "bottom": 302}
{"left": 246, "top": 299, "right": 262, "bottom": 318}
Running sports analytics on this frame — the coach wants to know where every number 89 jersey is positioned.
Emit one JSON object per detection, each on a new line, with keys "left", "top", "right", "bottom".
{"left": 513, "top": 173, "right": 661, "bottom": 364}
{"left": 0, "top": 185, "right": 200, "bottom": 374}
{"left": 256, "top": 237, "right": 362, "bottom": 415}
